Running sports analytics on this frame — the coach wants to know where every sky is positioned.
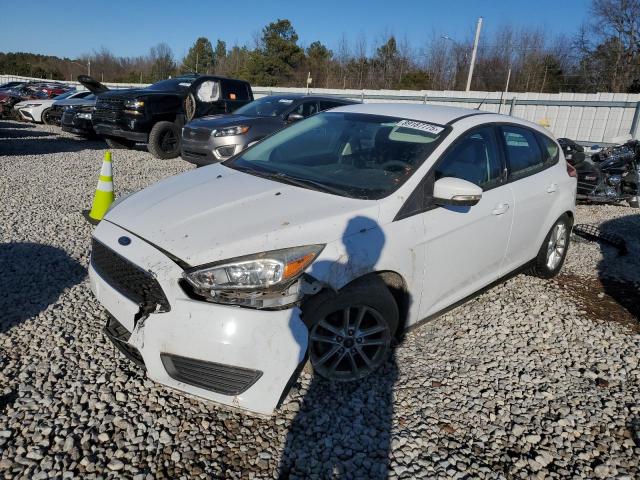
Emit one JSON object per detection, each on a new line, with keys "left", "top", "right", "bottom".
{"left": 0, "top": 0, "right": 592, "bottom": 59}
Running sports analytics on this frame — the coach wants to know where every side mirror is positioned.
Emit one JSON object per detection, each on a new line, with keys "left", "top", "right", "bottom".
{"left": 287, "top": 113, "right": 304, "bottom": 123}
{"left": 433, "top": 177, "right": 482, "bottom": 207}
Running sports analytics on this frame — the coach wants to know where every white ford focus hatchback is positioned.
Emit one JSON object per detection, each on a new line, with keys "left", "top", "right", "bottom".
{"left": 89, "top": 103, "right": 576, "bottom": 414}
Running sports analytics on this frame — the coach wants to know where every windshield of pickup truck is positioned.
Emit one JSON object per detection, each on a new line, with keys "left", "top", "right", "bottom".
{"left": 226, "top": 112, "right": 449, "bottom": 199}
{"left": 233, "top": 96, "right": 298, "bottom": 117}
{"left": 145, "top": 78, "right": 193, "bottom": 92}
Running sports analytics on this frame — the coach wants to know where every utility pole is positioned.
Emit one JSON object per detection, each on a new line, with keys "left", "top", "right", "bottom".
{"left": 88, "top": 60, "right": 91, "bottom": 77}
{"left": 466, "top": 17, "right": 483, "bottom": 92}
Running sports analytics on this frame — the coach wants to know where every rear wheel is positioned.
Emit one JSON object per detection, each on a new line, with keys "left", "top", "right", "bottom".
{"left": 41, "top": 108, "right": 54, "bottom": 125}
{"left": 303, "top": 276, "right": 398, "bottom": 382}
{"left": 104, "top": 137, "right": 135, "bottom": 150}
{"left": 147, "top": 121, "right": 181, "bottom": 159}
{"left": 529, "top": 214, "right": 572, "bottom": 278}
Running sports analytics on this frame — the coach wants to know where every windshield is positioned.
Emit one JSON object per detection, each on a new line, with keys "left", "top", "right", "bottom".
{"left": 53, "top": 91, "right": 75, "bottom": 100}
{"left": 146, "top": 78, "right": 194, "bottom": 92}
{"left": 226, "top": 112, "right": 449, "bottom": 199}
{"left": 233, "top": 96, "right": 298, "bottom": 117}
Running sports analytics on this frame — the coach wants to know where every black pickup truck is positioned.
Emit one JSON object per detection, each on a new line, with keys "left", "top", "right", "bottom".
{"left": 79, "top": 74, "right": 253, "bottom": 159}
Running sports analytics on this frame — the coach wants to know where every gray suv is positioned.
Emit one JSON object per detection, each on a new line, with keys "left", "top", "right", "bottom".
{"left": 180, "top": 95, "right": 358, "bottom": 166}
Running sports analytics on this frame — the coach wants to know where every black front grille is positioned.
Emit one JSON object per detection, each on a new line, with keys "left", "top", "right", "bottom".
{"left": 93, "top": 97, "right": 126, "bottom": 123}
{"left": 91, "top": 239, "right": 170, "bottom": 313}
{"left": 104, "top": 314, "right": 146, "bottom": 368}
{"left": 161, "top": 353, "right": 263, "bottom": 396}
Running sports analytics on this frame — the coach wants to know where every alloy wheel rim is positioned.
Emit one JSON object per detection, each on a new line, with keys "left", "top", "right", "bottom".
{"left": 161, "top": 130, "right": 178, "bottom": 152}
{"left": 546, "top": 223, "right": 567, "bottom": 270}
{"left": 309, "top": 304, "right": 391, "bottom": 381}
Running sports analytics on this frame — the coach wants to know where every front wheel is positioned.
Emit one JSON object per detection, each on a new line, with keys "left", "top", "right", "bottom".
{"left": 628, "top": 196, "right": 639, "bottom": 208}
{"left": 41, "top": 108, "right": 54, "bottom": 125}
{"left": 529, "top": 214, "right": 572, "bottom": 278}
{"left": 303, "top": 277, "right": 398, "bottom": 382}
{"left": 147, "top": 121, "right": 181, "bottom": 159}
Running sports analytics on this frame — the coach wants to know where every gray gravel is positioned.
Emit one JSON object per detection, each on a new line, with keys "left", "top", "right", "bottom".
{"left": 1, "top": 119, "right": 639, "bottom": 479}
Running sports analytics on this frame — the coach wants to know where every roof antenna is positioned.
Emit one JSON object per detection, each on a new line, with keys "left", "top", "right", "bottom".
{"left": 476, "top": 94, "right": 490, "bottom": 110}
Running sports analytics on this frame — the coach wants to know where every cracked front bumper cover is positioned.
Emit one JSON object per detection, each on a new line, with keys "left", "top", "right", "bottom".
{"left": 89, "top": 220, "right": 308, "bottom": 415}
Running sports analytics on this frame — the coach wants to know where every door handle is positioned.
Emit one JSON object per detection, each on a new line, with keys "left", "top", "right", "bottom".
{"left": 491, "top": 203, "right": 510, "bottom": 215}
{"left": 546, "top": 183, "right": 558, "bottom": 193}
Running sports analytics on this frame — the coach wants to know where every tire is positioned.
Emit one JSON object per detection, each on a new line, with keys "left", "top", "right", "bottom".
{"left": 628, "top": 196, "right": 639, "bottom": 208}
{"left": 105, "top": 137, "right": 135, "bottom": 150}
{"left": 302, "top": 276, "right": 398, "bottom": 382}
{"left": 41, "top": 108, "right": 53, "bottom": 125}
{"left": 147, "top": 121, "right": 181, "bottom": 159}
{"left": 529, "top": 214, "right": 572, "bottom": 279}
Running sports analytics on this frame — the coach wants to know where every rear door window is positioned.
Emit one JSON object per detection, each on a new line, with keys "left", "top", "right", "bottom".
{"left": 501, "top": 126, "right": 544, "bottom": 180}
{"left": 222, "top": 81, "right": 250, "bottom": 101}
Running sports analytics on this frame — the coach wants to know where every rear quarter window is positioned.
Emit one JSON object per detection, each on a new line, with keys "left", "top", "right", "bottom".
{"left": 537, "top": 134, "right": 560, "bottom": 167}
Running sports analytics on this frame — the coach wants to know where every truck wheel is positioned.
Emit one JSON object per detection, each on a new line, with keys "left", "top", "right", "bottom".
{"left": 105, "top": 137, "right": 135, "bottom": 150}
{"left": 148, "top": 121, "right": 181, "bottom": 159}
{"left": 302, "top": 276, "right": 398, "bottom": 382}
{"left": 41, "top": 108, "right": 54, "bottom": 125}
{"left": 529, "top": 214, "right": 572, "bottom": 279}
{"left": 629, "top": 196, "right": 639, "bottom": 208}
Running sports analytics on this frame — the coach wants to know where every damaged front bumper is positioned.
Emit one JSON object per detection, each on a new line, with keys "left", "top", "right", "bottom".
{"left": 89, "top": 220, "right": 308, "bottom": 415}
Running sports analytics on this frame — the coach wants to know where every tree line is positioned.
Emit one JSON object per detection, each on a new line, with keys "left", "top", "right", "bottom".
{"left": 1, "top": 0, "right": 639, "bottom": 93}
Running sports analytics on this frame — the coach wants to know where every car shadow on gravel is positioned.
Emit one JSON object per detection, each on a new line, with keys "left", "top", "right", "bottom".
{"left": 279, "top": 216, "right": 403, "bottom": 479}
{"left": 0, "top": 242, "right": 86, "bottom": 333}
{"left": 0, "top": 120, "right": 35, "bottom": 129}
{"left": 0, "top": 136, "right": 105, "bottom": 156}
{"left": 596, "top": 213, "right": 640, "bottom": 324}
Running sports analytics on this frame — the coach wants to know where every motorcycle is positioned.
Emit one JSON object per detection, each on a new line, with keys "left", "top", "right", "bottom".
{"left": 558, "top": 137, "right": 640, "bottom": 208}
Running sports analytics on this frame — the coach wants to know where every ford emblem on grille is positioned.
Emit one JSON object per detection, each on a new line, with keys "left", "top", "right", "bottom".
{"left": 118, "top": 236, "right": 131, "bottom": 246}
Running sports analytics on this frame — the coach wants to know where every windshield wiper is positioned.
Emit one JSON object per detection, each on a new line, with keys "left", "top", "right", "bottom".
{"left": 267, "top": 172, "right": 354, "bottom": 197}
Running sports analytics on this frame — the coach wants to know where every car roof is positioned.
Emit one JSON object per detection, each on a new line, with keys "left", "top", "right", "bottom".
{"left": 329, "top": 103, "right": 489, "bottom": 125}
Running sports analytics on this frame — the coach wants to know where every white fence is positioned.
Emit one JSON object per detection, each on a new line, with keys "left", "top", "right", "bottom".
{"left": 3, "top": 74, "right": 640, "bottom": 144}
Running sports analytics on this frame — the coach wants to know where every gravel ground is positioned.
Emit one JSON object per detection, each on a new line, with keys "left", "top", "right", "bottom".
{"left": 1, "top": 119, "right": 639, "bottom": 479}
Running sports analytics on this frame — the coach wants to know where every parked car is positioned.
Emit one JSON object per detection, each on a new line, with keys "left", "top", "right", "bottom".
{"left": 89, "top": 103, "right": 576, "bottom": 414}
{"left": 81, "top": 74, "right": 253, "bottom": 159}
{"left": 13, "top": 90, "right": 93, "bottom": 123}
{"left": 181, "top": 95, "right": 358, "bottom": 165}
{"left": 0, "top": 86, "right": 45, "bottom": 118}
{"left": 559, "top": 137, "right": 639, "bottom": 207}
{"left": 0, "top": 81, "right": 25, "bottom": 91}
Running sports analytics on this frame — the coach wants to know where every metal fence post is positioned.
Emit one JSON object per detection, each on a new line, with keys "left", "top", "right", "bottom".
{"left": 423, "top": 94, "right": 428, "bottom": 104}
{"left": 630, "top": 101, "right": 640, "bottom": 140}
{"left": 509, "top": 97, "right": 517, "bottom": 116}
{"left": 361, "top": 90, "right": 365, "bottom": 102}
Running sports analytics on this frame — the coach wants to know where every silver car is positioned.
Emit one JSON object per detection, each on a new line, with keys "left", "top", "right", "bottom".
{"left": 180, "top": 95, "right": 358, "bottom": 166}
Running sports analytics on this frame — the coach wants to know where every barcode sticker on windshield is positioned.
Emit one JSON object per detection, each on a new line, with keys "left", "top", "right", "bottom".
{"left": 396, "top": 120, "right": 444, "bottom": 135}
{"left": 278, "top": 99, "right": 294, "bottom": 103}
{"left": 179, "top": 82, "right": 192, "bottom": 87}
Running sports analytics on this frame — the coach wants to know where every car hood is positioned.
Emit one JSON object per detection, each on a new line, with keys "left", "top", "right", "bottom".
{"left": 187, "top": 114, "right": 283, "bottom": 130}
{"left": 77, "top": 75, "right": 109, "bottom": 94}
{"left": 105, "top": 163, "right": 379, "bottom": 266}
{"left": 54, "top": 98, "right": 96, "bottom": 107}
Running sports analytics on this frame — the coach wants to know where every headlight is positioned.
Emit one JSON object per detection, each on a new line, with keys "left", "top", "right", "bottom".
{"left": 124, "top": 99, "right": 144, "bottom": 109}
{"left": 183, "top": 245, "right": 324, "bottom": 308}
{"left": 213, "top": 125, "right": 250, "bottom": 137}
{"left": 77, "top": 112, "right": 92, "bottom": 119}
{"left": 25, "top": 103, "right": 43, "bottom": 107}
